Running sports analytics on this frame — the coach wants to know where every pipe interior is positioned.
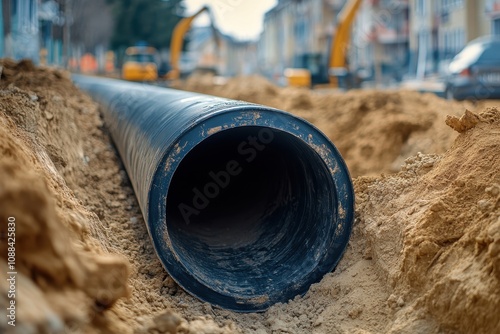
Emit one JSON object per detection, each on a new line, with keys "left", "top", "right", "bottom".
{"left": 165, "top": 126, "right": 336, "bottom": 298}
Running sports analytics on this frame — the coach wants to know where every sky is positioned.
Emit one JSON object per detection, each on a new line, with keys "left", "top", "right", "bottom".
{"left": 183, "top": 0, "right": 278, "bottom": 40}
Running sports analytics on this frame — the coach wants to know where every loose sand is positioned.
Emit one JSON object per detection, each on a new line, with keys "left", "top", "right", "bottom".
{"left": 1, "top": 62, "right": 499, "bottom": 333}
{"left": 173, "top": 75, "right": 465, "bottom": 177}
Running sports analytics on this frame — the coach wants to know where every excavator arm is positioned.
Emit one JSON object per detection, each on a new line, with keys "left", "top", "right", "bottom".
{"left": 167, "top": 6, "right": 218, "bottom": 80}
{"left": 329, "top": 0, "right": 363, "bottom": 86}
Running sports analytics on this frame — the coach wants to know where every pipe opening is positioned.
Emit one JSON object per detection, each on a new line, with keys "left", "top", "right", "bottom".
{"left": 166, "top": 126, "right": 336, "bottom": 299}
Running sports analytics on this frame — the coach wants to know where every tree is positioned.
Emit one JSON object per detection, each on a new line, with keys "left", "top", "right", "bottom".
{"left": 108, "top": 0, "right": 184, "bottom": 50}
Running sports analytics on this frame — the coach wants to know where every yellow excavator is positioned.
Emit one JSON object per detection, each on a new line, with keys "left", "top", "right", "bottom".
{"left": 122, "top": 7, "right": 216, "bottom": 82}
{"left": 285, "top": 0, "right": 362, "bottom": 88}
{"left": 166, "top": 6, "right": 218, "bottom": 80}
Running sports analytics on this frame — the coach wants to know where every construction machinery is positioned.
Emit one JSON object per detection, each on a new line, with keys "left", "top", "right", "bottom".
{"left": 166, "top": 6, "right": 218, "bottom": 80}
{"left": 122, "top": 45, "right": 158, "bottom": 82}
{"left": 329, "top": 0, "right": 363, "bottom": 87}
{"left": 285, "top": 0, "right": 362, "bottom": 88}
{"left": 121, "top": 6, "right": 216, "bottom": 82}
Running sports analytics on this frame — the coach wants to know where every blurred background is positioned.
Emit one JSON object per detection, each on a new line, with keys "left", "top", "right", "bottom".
{"left": 0, "top": 0, "right": 499, "bottom": 97}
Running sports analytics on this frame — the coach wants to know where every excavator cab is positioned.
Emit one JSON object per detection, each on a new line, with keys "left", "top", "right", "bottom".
{"left": 285, "top": 53, "right": 328, "bottom": 87}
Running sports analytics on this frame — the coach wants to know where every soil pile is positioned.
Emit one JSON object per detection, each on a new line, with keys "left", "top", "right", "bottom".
{"left": 355, "top": 107, "right": 500, "bottom": 333}
{"left": 173, "top": 75, "right": 465, "bottom": 176}
{"left": 0, "top": 59, "right": 130, "bottom": 333}
{"left": 0, "top": 59, "right": 233, "bottom": 333}
{"left": 0, "top": 62, "right": 498, "bottom": 333}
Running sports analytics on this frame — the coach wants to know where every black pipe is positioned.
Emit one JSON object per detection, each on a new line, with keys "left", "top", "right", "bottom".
{"left": 72, "top": 75, "right": 354, "bottom": 312}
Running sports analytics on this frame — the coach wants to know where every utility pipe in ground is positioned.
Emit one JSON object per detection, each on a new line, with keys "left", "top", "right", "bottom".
{"left": 73, "top": 75, "right": 354, "bottom": 312}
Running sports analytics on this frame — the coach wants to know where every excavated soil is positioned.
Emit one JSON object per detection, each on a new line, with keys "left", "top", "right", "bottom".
{"left": 172, "top": 75, "right": 467, "bottom": 177}
{"left": 1, "top": 62, "right": 499, "bottom": 334}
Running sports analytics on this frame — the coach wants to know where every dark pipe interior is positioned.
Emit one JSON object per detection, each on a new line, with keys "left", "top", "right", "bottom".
{"left": 166, "top": 126, "right": 336, "bottom": 298}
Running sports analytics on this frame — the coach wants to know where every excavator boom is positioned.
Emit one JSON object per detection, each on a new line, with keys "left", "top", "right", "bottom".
{"left": 284, "top": 0, "right": 362, "bottom": 88}
{"left": 329, "top": 0, "right": 363, "bottom": 86}
{"left": 167, "top": 6, "right": 218, "bottom": 80}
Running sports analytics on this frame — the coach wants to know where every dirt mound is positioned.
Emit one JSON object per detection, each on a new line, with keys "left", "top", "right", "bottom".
{"left": 0, "top": 59, "right": 234, "bottom": 333}
{"left": 173, "top": 74, "right": 280, "bottom": 105}
{"left": 355, "top": 107, "right": 500, "bottom": 333}
{"left": 173, "top": 75, "right": 464, "bottom": 176}
{"left": 0, "top": 59, "right": 130, "bottom": 333}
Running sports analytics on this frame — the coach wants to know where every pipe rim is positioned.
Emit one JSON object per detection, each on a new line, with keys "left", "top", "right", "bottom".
{"left": 147, "top": 106, "right": 354, "bottom": 312}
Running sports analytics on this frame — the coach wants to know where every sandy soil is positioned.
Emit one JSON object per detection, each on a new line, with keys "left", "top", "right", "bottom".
{"left": 172, "top": 75, "right": 466, "bottom": 177}
{"left": 0, "top": 62, "right": 499, "bottom": 333}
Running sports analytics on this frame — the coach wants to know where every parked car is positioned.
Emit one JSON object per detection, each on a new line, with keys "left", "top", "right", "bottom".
{"left": 445, "top": 36, "right": 500, "bottom": 100}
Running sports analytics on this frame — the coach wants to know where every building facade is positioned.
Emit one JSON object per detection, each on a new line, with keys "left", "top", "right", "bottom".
{"left": 258, "top": 0, "right": 343, "bottom": 83}
{"left": 258, "top": 0, "right": 499, "bottom": 83}
{"left": 1, "top": 0, "right": 114, "bottom": 68}
{"left": 184, "top": 26, "right": 258, "bottom": 77}
{"left": 258, "top": 0, "right": 410, "bottom": 85}
{"left": 486, "top": 0, "right": 500, "bottom": 35}
{"left": 1, "top": 0, "right": 40, "bottom": 62}
{"left": 409, "top": 0, "right": 498, "bottom": 77}
{"left": 350, "top": 0, "right": 410, "bottom": 85}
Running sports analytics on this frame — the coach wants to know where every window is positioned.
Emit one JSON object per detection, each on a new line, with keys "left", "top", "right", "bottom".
{"left": 125, "top": 54, "right": 156, "bottom": 64}
{"left": 441, "top": 0, "right": 464, "bottom": 11}
{"left": 454, "top": 0, "right": 464, "bottom": 9}
{"left": 493, "top": 18, "right": 500, "bottom": 36}
{"left": 416, "top": 0, "right": 426, "bottom": 16}
{"left": 30, "top": 0, "right": 35, "bottom": 21}
{"left": 459, "top": 29, "right": 465, "bottom": 50}
{"left": 442, "top": 0, "right": 450, "bottom": 11}
{"left": 479, "top": 42, "right": 500, "bottom": 62}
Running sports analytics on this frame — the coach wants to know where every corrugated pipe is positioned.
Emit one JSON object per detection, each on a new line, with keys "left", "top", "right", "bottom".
{"left": 72, "top": 75, "right": 354, "bottom": 312}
